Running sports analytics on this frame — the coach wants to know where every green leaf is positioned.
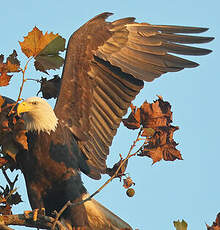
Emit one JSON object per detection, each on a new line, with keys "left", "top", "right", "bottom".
{"left": 38, "top": 35, "right": 66, "bottom": 55}
{"left": 174, "top": 220, "right": 188, "bottom": 230}
{"left": 34, "top": 55, "right": 64, "bottom": 74}
{"left": 34, "top": 35, "right": 66, "bottom": 73}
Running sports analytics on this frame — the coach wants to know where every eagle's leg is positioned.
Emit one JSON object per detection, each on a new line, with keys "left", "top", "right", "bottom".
{"left": 42, "top": 174, "right": 89, "bottom": 228}
{"left": 23, "top": 181, "right": 46, "bottom": 221}
{"left": 25, "top": 182, "right": 45, "bottom": 210}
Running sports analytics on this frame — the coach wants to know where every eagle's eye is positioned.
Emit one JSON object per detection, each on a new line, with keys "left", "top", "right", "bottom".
{"left": 31, "top": 101, "right": 38, "bottom": 105}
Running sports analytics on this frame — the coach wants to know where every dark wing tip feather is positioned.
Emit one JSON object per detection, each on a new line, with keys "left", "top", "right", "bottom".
{"left": 152, "top": 25, "right": 211, "bottom": 34}
{"left": 164, "top": 43, "right": 213, "bottom": 56}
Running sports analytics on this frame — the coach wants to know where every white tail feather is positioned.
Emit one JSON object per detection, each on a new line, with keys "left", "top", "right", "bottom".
{"left": 82, "top": 193, "right": 132, "bottom": 230}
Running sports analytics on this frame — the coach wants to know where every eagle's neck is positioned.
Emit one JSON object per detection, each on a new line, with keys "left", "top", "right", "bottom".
{"left": 23, "top": 109, "right": 58, "bottom": 135}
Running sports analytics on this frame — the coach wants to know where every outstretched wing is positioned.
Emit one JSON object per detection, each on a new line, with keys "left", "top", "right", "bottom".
{"left": 54, "top": 12, "right": 213, "bottom": 179}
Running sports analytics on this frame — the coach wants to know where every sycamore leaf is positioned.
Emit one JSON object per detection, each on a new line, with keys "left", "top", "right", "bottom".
{"left": 126, "top": 97, "right": 182, "bottom": 164}
{"left": 122, "top": 104, "right": 141, "bottom": 129}
{"left": 174, "top": 220, "right": 188, "bottom": 230}
{"left": 0, "top": 72, "right": 12, "bottom": 87}
{"left": 140, "top": 145, "right": 163, "bottom": 164}
{"left": 0, "top": 51, "right": 20, "bottom": 87}
{"left": 106, "top": 158, "right": 128, "bottom": 180}
{"left": 19, "top": 27, "right": 65, "bottom": 72}
{"left": 123, "top": 176, "right": 135, "bottom": 189}
{"left": 19, "top": 27, "right": 58, "bottom": 57}
{"left": 37, "top": 75, "right": 61, "bottom": 99}
{"left": 7, "top": 192, "right": 22, "bottom": 206}
{"left": 207, "top": 213, "right": 220, "bottom": 230}
{"left": 34, "top": 55, "right": 64, "bottom": 73}
{"left": 6, "top": 50, "right": 20, "bottom": 67}
{"left": 142, "top": 128, "right": 155, "bottom": 137}
{"left": 38, "top": 35, "right": 65, "bottom": 55}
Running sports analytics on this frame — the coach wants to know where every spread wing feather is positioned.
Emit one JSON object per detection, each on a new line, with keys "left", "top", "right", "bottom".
{"left": 54, "top": 12, "right": 213, "bottom": 179}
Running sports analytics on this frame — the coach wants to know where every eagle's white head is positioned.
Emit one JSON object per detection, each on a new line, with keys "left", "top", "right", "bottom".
{"left": 17, "top": 97, "right": 58, "bottom": 134}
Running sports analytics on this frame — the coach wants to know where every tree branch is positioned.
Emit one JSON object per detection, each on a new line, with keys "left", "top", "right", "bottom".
{"left": 0, "top": 224, "right": 14, "bottom": 230}
{"left": 0, "top": 213, "right": 67, "bottom": 230}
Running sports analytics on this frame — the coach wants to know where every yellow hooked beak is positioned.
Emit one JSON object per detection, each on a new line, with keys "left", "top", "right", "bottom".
{"left": 17, "top": 102, "right": 32, "bottom": 116}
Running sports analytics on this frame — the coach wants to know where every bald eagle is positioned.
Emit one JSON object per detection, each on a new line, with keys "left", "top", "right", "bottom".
{"left": 15, "top": 12, "right": 213, "bottom": 229}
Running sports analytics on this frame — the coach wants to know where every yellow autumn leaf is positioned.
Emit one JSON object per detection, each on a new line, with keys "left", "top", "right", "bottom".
{"left": 19, "top": 27, "right": 59, "bottom": 58}
{"left": 174, "top": 219, "right": 188, "bottom": 230}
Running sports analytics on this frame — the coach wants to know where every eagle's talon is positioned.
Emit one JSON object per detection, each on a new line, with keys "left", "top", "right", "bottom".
{"left": 39, "top": 207, "right": 45, "bottom": 216}
{"left": 24, "top": 208, "right": 45, "bottom": 221}
{"left": 33, "top": 209, "right": 38, "bottom": 221}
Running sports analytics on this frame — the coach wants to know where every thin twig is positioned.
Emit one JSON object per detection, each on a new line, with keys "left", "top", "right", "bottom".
{"left": 0, "top": 213, "right": 66, "bottom": 230}
{"left": 9, "top": 57, "right": 33, "bottom": 115}
{"left": 51, "top": 201, "right": 72, "bottom": 230}
{"left": 1, "top": 169, "right": 18, "bottom": 191}
{"left": 26, "top": 78, "right": 41, "bottom": 83}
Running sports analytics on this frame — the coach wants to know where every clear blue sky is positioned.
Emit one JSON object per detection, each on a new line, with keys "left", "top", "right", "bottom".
{"left": 1, "top": 1, "right": 219, "bottom": 229}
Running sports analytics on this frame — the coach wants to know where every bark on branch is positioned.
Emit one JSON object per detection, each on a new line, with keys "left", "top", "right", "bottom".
{"left": 0, "top": 213, "right": 67, "bottom": 230}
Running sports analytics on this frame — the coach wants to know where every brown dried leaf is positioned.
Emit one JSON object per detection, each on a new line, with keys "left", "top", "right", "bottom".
{"left": 106, "top": 157, "right": 128, "bottom": 179}
{"left": 134, "top": 97, "right": 181, "bottom": 164}
{"left": 139, "top": 134, "right": 182, "bottom": 164}
{"left": 6, "top": 50, "right": 20, "bottom": 66}
{"left": 142, "top": 128, "right": 155, "bottom": 137}
{"left": 139, "top": 145, "right": 164, "bottom": 164}
{"left": 123, "top": 176, "right": 135, "bottom": 189}
{"left": 140, "top": 98, "right": 172, "bottom": 128}
{"left": 162, "top": 143, "right": 183, "bottom": 161}
{"left": 7, "top": 61, "right": 20, "bottom": 72}
{"left": 7, "top": 192, "right": 22, "bottom": 205}
{"left": 0, "top": 204, "right": 12, "bottom": 215}
{"left": 37, "top": 75, "right": 61, "bottom": 99}
{"left": 0, "top": 51, "right": 20, "bottom": 87}
{"left": 207, "top": 213, "right": 220, "bottom": 230}
{"left": 0, "top": 158, "right": 8, "bottom": 168}
{"left": 0, "top": 72, "right": 12, "bottom": 87}
{"left": 122, "top": 104, "right": 141, "bottom": 129}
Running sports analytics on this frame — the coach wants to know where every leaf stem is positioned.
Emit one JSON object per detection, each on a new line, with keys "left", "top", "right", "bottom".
{"left": 8, "top": 57, "right": 33, "bottom": 115}
{"left": 26, "top": 78, "right": 41, "bottom": 83}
